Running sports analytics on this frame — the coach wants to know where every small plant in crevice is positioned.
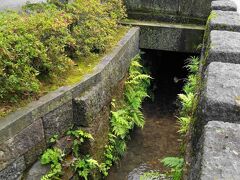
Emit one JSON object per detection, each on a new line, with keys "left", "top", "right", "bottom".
{"left": 67, "top": 129, "right": 94, "bottom": 157}
{"left": 161, "top": 157, "right": 184, "bottom": 180}
{"left": 41, "top": 148, "right": 65, "bottom": 180}
{"left": 40, "top": 130, "right": 100, "bottom": 180}
{"left": 101, "top": 55, "right": 151, "bottom": 176}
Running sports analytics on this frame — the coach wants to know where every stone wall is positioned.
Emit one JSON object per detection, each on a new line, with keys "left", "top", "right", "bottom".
{"left": 124, "top": 0, "right": 213, "bottom": 24}
{"left": 0, "top": 27, "right": 140, "bottom": 180}
{"left": 188, "top": 0, "right": 240, "bottom": 179}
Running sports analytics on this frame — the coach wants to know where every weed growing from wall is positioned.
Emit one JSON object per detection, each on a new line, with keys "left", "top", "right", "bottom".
{"left": 101, "top": 55, "right": 151, "bottom": 175}
{"left": 40, "top": 130, "right": 101, "bottom": 180}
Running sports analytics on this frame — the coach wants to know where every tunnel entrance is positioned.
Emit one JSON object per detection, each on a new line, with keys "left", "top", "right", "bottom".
{"left": 107, "top": 49, "right": 198, "bottom": 180}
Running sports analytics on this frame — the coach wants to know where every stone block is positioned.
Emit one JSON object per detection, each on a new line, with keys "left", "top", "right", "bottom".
{"left": 24, "top": 139, "right": 46, "bottom": 167}
{"left": 79, "top": 106, "right": 110, "bottom": 163}
{"left": 179, "top": 0, "right": 212, "bottom": 19}
{"left": 42, "top": 101, "right": 73, "bottom": 141}
{"left": 136, "top": 21, "right": 204, "bottom": 53}
{"left": 199, "top": 121, "right": 240, "bottom": 179}
{"left": 198, "top": 62, "right": 240, "bottom": 126}
{"left": 0, "top": 119, "right": 44, "bottom": 171}
{"left": 0, "top": 156, "right": 26, "bottom": 180}
{"left": 211, "top": 0, "right": 237, "bottom": 11}
{"left": 24, "top": 160, "right": 50, "bottom": 180}
{"left": 73, "top": 82, "right": 111, "bottom": 127}
{"left": 209, "top": 10, "right": 240, "bottom": 32}
{"left": 205, "top": 30, "right": 240, "bottom": 66}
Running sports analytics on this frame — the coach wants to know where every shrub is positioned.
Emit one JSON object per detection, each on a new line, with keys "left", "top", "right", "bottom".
{"left": 0, "top": 0, "right": 126, "bottom": 102}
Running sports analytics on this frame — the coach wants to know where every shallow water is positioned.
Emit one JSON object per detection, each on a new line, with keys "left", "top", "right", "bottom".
{"left": 106, "top": 50, "right": 192, "bottom": 180}
{"left": 106, "top": 99, "right": 181, "bottom": 180}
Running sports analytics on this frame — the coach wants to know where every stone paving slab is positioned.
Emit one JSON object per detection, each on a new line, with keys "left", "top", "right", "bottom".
{"left": 205, "top": 30, "right": 240, "bottom": 66}
{"left": 199, "top": 62, "right": 240, "bottom": 125}
{"left": 211, "top": 0, "right": 237, "bottom": 11}
{"left": 209, "top": 10, "right": 240, "bottom": 32}
{"left": 200, "top": 121, "right": 240, "bottom": 179}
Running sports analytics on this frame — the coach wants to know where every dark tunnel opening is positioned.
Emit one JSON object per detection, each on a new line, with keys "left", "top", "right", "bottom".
{"left": 142, "top": 49, "right": 198, "bottom": 115}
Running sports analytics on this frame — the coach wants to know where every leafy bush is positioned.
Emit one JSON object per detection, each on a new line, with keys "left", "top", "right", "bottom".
{"left": 0, "top": 0, "right": 126, "bottom": 102}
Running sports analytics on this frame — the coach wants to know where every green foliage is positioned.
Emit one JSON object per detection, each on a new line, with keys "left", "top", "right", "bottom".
{"left": 102, "top": 55, "right": 151, "bottom": 175}
{"left": 40, "top": 148, "right": 64, "bottom": 180}
{"left": 140, "top": 171, "right": 165, "bottom": 180}
{"left": 161, "top": 157, "right": 184, "bottom": 180}
{"left": 73, "top": 155, "right": 99, "bottom": 180}
{"left": 0, "top": 0, "right": 126, "bottom": 102}
{"left": 67, "top": 129, "right": 93, "bottom": 157}
{"left": 177, "top": 56, "right": 200, "bottom": 135}
{"left": 41, "top": 129, "right": 100, "bottom": 180}
{"left": 111, "top": 55, "right": 151, "bottom": 138}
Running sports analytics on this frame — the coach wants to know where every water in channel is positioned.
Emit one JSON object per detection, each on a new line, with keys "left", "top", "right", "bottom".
{"left": 107, "top": 50, "right": 193, "bottom": 180}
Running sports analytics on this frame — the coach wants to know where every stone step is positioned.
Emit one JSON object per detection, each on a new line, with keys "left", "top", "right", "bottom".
{"left": 193, "top": 121, "right": 240, "bottom": 180}
{"left": 209, "top": 10, "right": 240, "bottom": 32}
{"left": 205, "top": 30, "right": 240, "bottom": 66}
{"left": 211, "top": 0, "right": 237, "bottom": 12}
{"left": 122, "top": 19, "right": 204, "bottom": 53}
{"left": 198, "top": 62, "right": 240, "bottom": 126}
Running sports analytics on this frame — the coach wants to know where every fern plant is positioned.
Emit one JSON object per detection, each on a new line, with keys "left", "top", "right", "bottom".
{"left": 161, "top": 157, "right": 184, "bottom": 180}
{"left": 67, "top": 129, "right": 93, "bottom": 157}
{"left": 177, "top": 56, "right": 200, "bottom": 135}
{"left": 102, "top": 55, "right": 151, "bottom": 175}
{"left": 40, "top": 148, "right": 64, "bottom": 180}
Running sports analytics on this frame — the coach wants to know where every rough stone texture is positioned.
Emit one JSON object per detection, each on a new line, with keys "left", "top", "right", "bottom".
{"left": 198, "top": 62, "right": 240, "bottom": 127}
{"left": 80, "top": 105, "right": 110, "bottom": 162}
{"left": 211, "top": 0, "right": 237, "bottom": 11}
{"left": 190, "top": 121, "right": 240, "bottom": 180}
{"left": 124, "top": 0, "right": 212, "bottom": 24}
{"left": 132, "top": 21, "right": 204, "bottom": 53}
{"left": 42, "top": 101, "right": 73, "bottom": 141}
{"left": 0, "top": 86, "right": 72, "bottom": 144}
{"left": 0, "top": 156, "right": 26, "bottom": 180}
{"left": 24, "top": 140, "right": 46, "bottom": 167}
{"left": 209, "top": 10, "right": 240, "bottom": 32}
{"left": 205, "top": 30, "right": 240, "bottom": 66}
{"left": 24, "top": 161, "right": 50, "bottom": 180}
{"left": 0, "top": 119, "right": 44, "bottom": 171}
{"left": 73, "top": 82, "right": 111, "bottom": 127}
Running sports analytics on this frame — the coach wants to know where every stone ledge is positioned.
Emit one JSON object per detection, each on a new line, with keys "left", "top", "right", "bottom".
{"left": 122, "top": 20, "right": 204, "bottom": 53}
{"left": 211, "top": 0, "right": 237, "bottom": 11}
{"left": 198, "top": 121, "right": 240, "bottom": 179}
{"left": 205, "top": 30, "right": 240, "bottom": 66}
{"left": 209, "top": 10, "right": 240, "bottom": 32}
{"left": 198, "top": 62, "right": 240, "bottom": 125}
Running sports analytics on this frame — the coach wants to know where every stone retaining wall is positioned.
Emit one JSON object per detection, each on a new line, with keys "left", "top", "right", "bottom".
{"left": 188, "top": 0, "right": 240, "bottom": 179}
{"left": 0, "top": 27, "right": 140, "bottom": 180}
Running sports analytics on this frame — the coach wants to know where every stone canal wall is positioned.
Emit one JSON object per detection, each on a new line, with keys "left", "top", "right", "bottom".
{"left": 0, "top": 27, "right": 140, "bottom": 180}
{"left": 124, "top": 0, "right": 213, "bottom": 24}
{"left": 188, "top": 0, "right": 240, "bottom": 179}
